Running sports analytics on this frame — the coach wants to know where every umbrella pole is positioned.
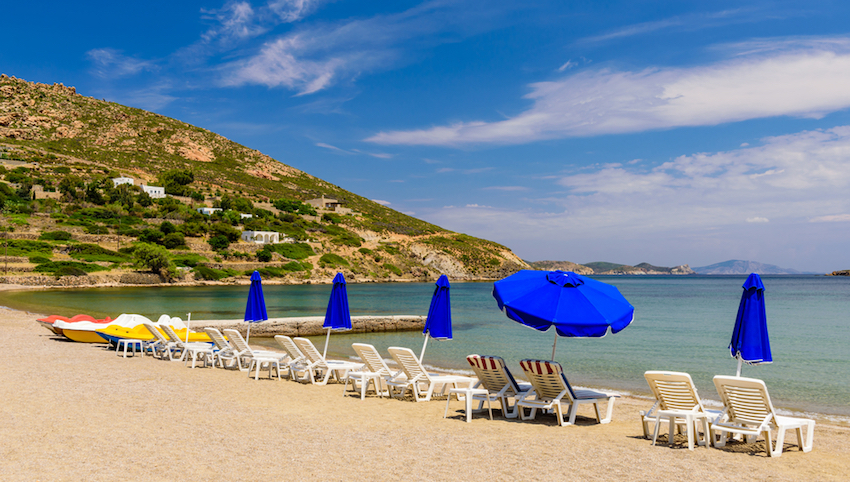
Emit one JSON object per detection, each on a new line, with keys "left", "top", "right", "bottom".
{"left": 323, "top": 327, "right": 332, "bottom": 359}
{"left": 420, "top": 333, "right": 430, "bottom": 362}
{"left": 551, "top": 332, "right": 558, "bottom": 360}
{"left": 246, "top": 325, "right": 251, "bottom": 344}
{"left": 185, "top": 313, "right": 191, "bottom": 344}
{"left": 736, "top": 358, "right": 743, "bottom": 377}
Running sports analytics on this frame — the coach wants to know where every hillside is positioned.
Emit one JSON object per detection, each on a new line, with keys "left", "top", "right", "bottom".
{"left": 0, "top": 75, "right": 526, "bottom": 285}
{"left": 691, "top": 260, "right": 813, "bottom": 275}
{"left": 528, "top": 260, "right": 694, "bottom": 275}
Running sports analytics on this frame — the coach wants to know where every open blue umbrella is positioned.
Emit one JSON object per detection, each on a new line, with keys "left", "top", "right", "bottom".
{"left": 244, "top": 270, "right": 268, "bottom": 343}
{"left": 730, "top": 273, "right": 772, "bottom": 376}
{"left": 420, "top": 274, "right": 452, "bottom": 363}
{"left": 493, "top": 270, "right": 634, "bottom": 359}
{"left": 323, "top": 272, "right": 352, "bottom": 358}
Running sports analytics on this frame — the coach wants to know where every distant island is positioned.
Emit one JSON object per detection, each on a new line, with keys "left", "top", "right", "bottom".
{"left": 527, "top": 260, "right": 694, "bottom": 275}
{"left": 691, "top": 260, "right": 817, "bottom": 275}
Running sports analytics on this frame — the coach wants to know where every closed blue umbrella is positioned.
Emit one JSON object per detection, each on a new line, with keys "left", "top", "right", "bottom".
{"left": 729, "top": 273, "right": 772, "bottom": 376}
{"left": 244, "top": 270, "right": 268, "bottom": 343}
{"left": 493, "top": 270, "right": 634, "bottom": 359}
{"left": 322, "top": 272, "right": 352, "bottom": 358}
{"left": 420, "top": 274, "right": 451, "bottom": 363}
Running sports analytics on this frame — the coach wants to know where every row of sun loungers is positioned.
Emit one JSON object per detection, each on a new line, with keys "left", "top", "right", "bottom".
{"left": 122, "top": 326, "right": 813, "bottom": 457}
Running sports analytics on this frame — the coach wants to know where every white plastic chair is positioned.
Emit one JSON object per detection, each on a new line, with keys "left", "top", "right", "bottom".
{"left": 343, "top": 344, "right": 404, "bottom": 399}
{"left": 223, "top": 329, "right": 287, "bottom": 380}
{"left": 292, "top": 337, "right": 363, "bottom": 385}
{"left": 161, "top": 324, "right": 214, "bottom": 368}
{"left": 204, "top": 328, "right": 241, "bottom": 370}
{"left": 711, "top": 375, "right": 814, "bottom": 457}
{"left": 516, "top": 359, "right": 618, "bottom": 426}
{"left": 386, "top": 347, "right": 474, "bottom": 402}
{"left": 642, "top": 371, "right": 718, "bottom": 450}
{"left": 466, "top": 354, "right": 531, "bottom": 418}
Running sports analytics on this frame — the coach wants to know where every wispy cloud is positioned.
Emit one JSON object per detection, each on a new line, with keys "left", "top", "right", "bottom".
{"left": 86, "top": 49, "right": 157, "bottom": 78}
{"left": 221, "top": 0, "right": 510, "bottom": 95}
{"left": 576, "top": 8, "right": 755, "bottom": 45}
{"left": 367, "top": 38, "right": 850, "bottom": 146}
{"left": 372, "top": 199, "right": 391, "bottom": 206}
{"left": 315, "top": 142, "right": 346, "bottom": 151}
{"left": 425, "top": 125, "right": 850, "bottom": 269}
{"left": 201, "top": 0, "right": 324, "bottom": 46}
{"left": 351, "top": 149, "right": 392, "bottom": 159}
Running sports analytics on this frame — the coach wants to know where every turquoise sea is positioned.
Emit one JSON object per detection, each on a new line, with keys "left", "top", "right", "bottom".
{"left": 3, "top": 275, "right": 848, "bottom": 419}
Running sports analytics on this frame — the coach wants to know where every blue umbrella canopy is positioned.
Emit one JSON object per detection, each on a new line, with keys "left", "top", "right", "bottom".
{"left": 244, "top": 271, "right": 268, "bottom": 343}
{"left": 493, "top": 270, "right": 634, "bottom": 338}
{"left": 424, "top": 274, "right": 452, "bottom": 340}
{"left": 729, "top": 273, "right": 772, "bottom": 375}
{"left": 324, "top": 272, "right": 352, "bottom": 331}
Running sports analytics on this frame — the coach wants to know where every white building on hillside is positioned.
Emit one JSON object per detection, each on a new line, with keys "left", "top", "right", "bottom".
{"left": 197, "top": 207, "right": 222, "bottom": 215}
{"left": 112, "top": 177, "right": 134, "bottom": 187}
{"left": 240, "top": 213, "right": 253, "bottom": 219}
{"left": 141, "top": 185, "right": 165, "bottom": 199}
{"left": 241, "top": 231, "right": 279, "bottom": 244}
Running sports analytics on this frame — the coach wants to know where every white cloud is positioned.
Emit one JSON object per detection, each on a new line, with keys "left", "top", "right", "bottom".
{"left": 557, "top": 60, "right": 575, "bottom": 72}
{"left": 221, "top": 1, "right": 508, "bottom": 94}
{"left": 86, "top": 49, "right": 156, "bottom": 78}
{"left": 372, "top": 199, "right": 391, "bottom": 206}
{"left": 810, "top": 214, "right": 850, "bottom": 223}
{"left": 315, "top": 142, "right": 345, "bottom": 151}
{"left": 423, "top": 125, "right": 850, "bottom": 271}
{"left": 367, "top": 39, "right": 850, "bottom": 145}
{"left": 202, "top": 0, "right": 322, "bottom": 45}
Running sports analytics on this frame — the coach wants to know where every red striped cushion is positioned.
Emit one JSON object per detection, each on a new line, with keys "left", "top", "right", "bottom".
{"left": 520, "top": 359, "right": 561, "bottom": 375}
{"left": 467, "top": 354, "right": 505, "bottom": 370}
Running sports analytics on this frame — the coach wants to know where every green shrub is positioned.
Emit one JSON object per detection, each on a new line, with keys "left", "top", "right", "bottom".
{"left": 383, "top": 263, "right": 402, "bottom": 276}
{"left": 211, "top": 222, "right": 240, "bottom": 242}
{"left": 162, "top": 232, "right": 186, "bottom": 249}
{"left": 282, "top": 261, "right": 305, "bottom": 271}
{"left": 159, "top": 221, "right": 176, "bottom": 235}
{"left": 54, "top": 266, "right": 88, "bottom": 277}
{"left": 85, "top": 225, "right": 109, "bottom": 235}
{"left": 208, "top": 235, "right": 230, "bottom": 250}
{"left": 33, "top": 261, "right": 108, "bottom": 274}
{"left": 193, "top": 265, "right": 232, "bottom": 280}
{"left": 256, "top": 249, "right": 272, "bottom": 262}
{"left": 172, "top": 253, "right": 208, "bottom": 267}
{"left": 358, "top": 248, "right": 373, "bottom": 255}
{"left": 28, "top": 255, "right": 51, "bottom": 264}
{"left": 319, "top": 253, "right": 349, "bottom": 268}
{"left": 322, "top": 213, "right": 342, "bottom": 224}
{"left": 69, "top": 244, "right": 129, "bottom": 263}
{"left": 3, "top": 240, "right": 53, "bottom": 257}
{"left": 380, "top": 244, "right": 401, "bottom": 255}
{"left": 269, "top": 242, "right": 314, "bottom": 260}
{"left": 39, "top": 230, "right": 72, "bottom": 241}
{"left": 138, "top": 228, "right": 163, "bottom": 244}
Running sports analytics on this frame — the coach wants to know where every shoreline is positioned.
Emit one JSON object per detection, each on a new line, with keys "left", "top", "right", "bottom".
{"left": 3, "top": 305, "right": 849, "bottom": 479}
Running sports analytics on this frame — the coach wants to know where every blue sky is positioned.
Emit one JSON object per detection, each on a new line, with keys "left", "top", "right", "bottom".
{"left": 4, "top": 0, "right": 850, "bottom": 272}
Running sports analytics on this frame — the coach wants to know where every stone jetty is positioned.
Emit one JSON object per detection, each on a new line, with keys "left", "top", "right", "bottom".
{"left": 192, "top": 315, "right": 426, "bottom": 338}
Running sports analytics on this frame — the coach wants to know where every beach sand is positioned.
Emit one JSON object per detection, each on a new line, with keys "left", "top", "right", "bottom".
{"left": 2, "top": 307, "right": 848, "bottom": 481}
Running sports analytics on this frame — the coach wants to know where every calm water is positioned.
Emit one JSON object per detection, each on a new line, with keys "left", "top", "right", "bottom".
{"left": 3, "top": 275, "right": 848, "bottom": 418}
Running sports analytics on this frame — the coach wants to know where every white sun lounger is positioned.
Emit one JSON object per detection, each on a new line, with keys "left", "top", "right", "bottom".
{"left": 343, "top": 343, "right": 405, "bottom": 399}
{"left": 711, "top": 375, "right": 814, "bottom": 457}
{"left": 161, "top": 324, "right": 215, "bottom": 368}
{"left": 273, "top": 335, "right": 307, "bottom": 380}
{"left": 516, "top": 359, "right": 618, "bottom": 426}
{"left": 204, "top": 328, "right": 241, "bottom": 370}
{"left": 642, "top": 371, "right": 719, "bottom": 450}
{"left": 143, "top": 323, "right": 180, "bottom": 361}
{"left": 292, "top": 337, "right": 363, "bottom": 386}
{"left": 466, "top": 354, "right": 531, "bottom": 419}
{"left": 386, "top": 347, "right": 475, "bottom": 402}
{"left": 223, "top": 329, "right": 287, "bottom": 380}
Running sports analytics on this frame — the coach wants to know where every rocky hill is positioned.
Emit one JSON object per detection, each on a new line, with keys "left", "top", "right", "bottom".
{"left": 527, "top": 260, "right": 694, "bottom": 275}
{"left": 0, "top": 75, "right": 526, "bottom": 285}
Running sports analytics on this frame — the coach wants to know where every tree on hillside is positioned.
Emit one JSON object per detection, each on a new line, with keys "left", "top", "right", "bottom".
{"left": 133, "top": 242, "right": 173, "bottom": 276}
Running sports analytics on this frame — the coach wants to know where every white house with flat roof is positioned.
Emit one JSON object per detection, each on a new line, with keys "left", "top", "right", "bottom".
{"left": 112, "top": 176, "right": 134, "bottom": 187}
{"left": 241, "top": 231, "right": 279, "bottom": 244}
{"left": 141, "top": 185, "right": 165, "bottom": 199}
{"left": 197, "top": 207, "right": 222, "bottom": 215}
{"left": 240, "top": 213, "right": 253, "bottom": 219}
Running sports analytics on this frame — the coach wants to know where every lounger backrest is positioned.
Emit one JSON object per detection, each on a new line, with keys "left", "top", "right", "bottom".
{"left": 467, "top": 355, "right": 522, "bottom": 395}
{"left": 353, "top": 343, "right": 390, "bottom": 375}
{"left": 713, "top": 375, "right": 775, "bottom": 425}
{"left": 388, "top": 347, "right": 429, "bottom": 382}
{"left": 293, "top": 338, "right": 325, "bottom": 365}
{"left": 644, "top": 371, "right": 704, "bottom": 412}
{"left": 205, "top": 328, "right": 230, "bottom": 351}
{"left": 274, "top": 335, "right": 303, "bottom": 360}
{"left": 161, "top": 324, "right": 183, "bottom": 344}
{"left": 519, "top": 359, "right": 577, "bottom": 400}
{"left": 143, "top": 323, "right": 170, "bottom": 344}
{"left": 223, "top": 329, "right": 251, "bottom": 355}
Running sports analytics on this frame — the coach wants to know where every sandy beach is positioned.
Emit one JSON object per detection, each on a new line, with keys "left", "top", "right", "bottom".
{"left": 2, "top": 307, "right": 848, "bottom": 481}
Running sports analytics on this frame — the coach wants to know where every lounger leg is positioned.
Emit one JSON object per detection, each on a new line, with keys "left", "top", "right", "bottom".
{"left": 668, "top": 417, "right": 676, "bottom": 447}
{"left": 686, "top": 414, "right": 695, "bottom": 450}
{"left": 766, "top": 428, "right": 783, "bottom": 457}
{"left": 799, "top": 421, "right": 815, "bottom": 452}
{"left": 652, "top": 414, "right": 662, "bottom": 446}
{"left": 600, "top": 397, "right": 615, "bottom": 424}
